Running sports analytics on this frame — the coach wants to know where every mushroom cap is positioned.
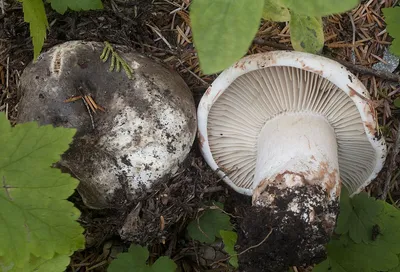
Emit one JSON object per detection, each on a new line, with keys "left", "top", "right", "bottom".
{"left": 198, "top": 51, "right": 387, "bottom": 197}
{"left": 17, "top": 41, "right": 196, "bottom": 209}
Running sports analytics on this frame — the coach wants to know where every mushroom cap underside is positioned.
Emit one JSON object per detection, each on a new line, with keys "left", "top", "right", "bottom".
{"left": 198, "top": 51, "right": 387, "bottom": 196}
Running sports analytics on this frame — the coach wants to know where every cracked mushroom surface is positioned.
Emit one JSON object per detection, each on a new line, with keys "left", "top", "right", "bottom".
{"left": 197, "top": 51, "right": 387, "bottom": 270}
{"left": 17, "top": 41, "right": 196, "bottom": 209}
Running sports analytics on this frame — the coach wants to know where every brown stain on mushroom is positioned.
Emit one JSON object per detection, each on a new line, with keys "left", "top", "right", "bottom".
{"left": 348, "top": 85, "right": 368, "bottom": 101}
{"left": 213, "top": 89, "right": 223, "bottom": 103}
{"left": 51, "top": 50, "right": 62, "bottom": 75}
{"left": 255, "top": 161, "right": 339, "bottom": 201}
{"left": 205, "top": 87, "right": 212, "bottom": 95}
{"left": 198, "top": 131, "right": 205, "bottom": 148}
{"left": 299, "top": 60, "right": 323, "bottom": 75}
{"left": 364, "top": 121, "right": 377, "bottom": 136}
{"left": 347, "top": 85, "right": 378, "bottom": 136}
{"left": 335, "top": 180, "right": 342, "bottom": 198}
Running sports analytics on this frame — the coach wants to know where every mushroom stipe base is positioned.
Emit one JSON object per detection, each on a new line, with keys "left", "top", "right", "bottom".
{"left": 234, "top": 185, "right": 339, "bottom": 272}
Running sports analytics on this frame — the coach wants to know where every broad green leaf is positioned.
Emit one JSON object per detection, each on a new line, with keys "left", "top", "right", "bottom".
{"left": 313, "top": 257, "right": 349, "bottom": 272}
{"left": 325, "top": 238, "right": 398, "bottom": 272}
{"left": 48, "top": 0, "right": 104, "bottom": 15}
{"left": 27, "top": 254, "right": 71, "bottom": 272}
{"left": 107, "top": 244, "right": 176, "bottom": 272}
{"left": 151, "top": 256, "right": 177, "bottom": 272}
{"left": 280, "top": 0, "right": 359, "bottom": 17}
{"left": 0, "top": 254, "right": 71, "bottom": 272}
{"left": 108, "top": 245, "right": 148, "bottom": 272}
{"left": 335, "top": 188, "right": 352, "bottom": 234}
{"left": 19, "top": 0, "right": 48, "bottom": 60}
{"left": 290, "top": 13, "right": 324, "bottom": 54}
{"left": 390, "top": 257, "right": 400, "bottom": 272}
{"left": 0, "top": 113, "right": 84, "bottom": 268}
{"left": 315, "top": 192, "right": 400, "bottom": 272}
{"left": 262, "top": 0, "right": 290, "bottom": 22}
{"left": 190, "top": 0, "right": 264, "bottom": 74}
{"left": 335, "top": 192, "right": 383, "bottom": 243}
{"left": 371, "top": 202, "right": 400, "bottom": 254}
{"left": 394, "top": 97, "right": 400, "bottom": 108}
{"left": 383, "top": 7, "right": 400, "bottom": 57}
{"left": 187, "top": 202, "right": 233, "bottom": 243}
{"left": 220, "top": 230, "right": 238, "bottom": 268}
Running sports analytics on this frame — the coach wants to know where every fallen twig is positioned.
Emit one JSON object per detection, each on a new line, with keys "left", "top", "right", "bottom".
{"left": 210, "top": 228, "right": 273, "bottom": 266}
{"left": 253, "top": 38, "right": 400, "bottom": 83}
{"left": 382, "top": 120, "right": 400, "bottom": 200}
{"left": 348, "top": 12, "right": 356, "bottom": 64}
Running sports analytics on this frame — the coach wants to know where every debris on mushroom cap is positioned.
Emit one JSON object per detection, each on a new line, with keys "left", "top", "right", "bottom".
{"left": 16, "top": 41, "right": 197, "bottom": 209}
{"left": 197, "top": 51, "right": 387, "bottom": 269}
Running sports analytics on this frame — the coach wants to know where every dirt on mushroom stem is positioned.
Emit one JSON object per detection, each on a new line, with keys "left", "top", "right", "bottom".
{"left": 230, "top": 184, "right": 339, "bottom": 272}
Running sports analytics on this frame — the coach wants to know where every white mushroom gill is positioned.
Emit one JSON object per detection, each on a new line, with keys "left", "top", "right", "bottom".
{"left": 207, "top": 66, "right": 377, "bottom": 199}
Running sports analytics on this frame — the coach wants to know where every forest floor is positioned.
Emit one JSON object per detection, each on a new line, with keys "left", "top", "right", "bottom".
{"left": 0, "top": 0, "right": 399, "bottom": 271}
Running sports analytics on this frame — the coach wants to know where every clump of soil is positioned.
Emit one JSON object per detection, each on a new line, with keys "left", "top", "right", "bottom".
{"left": 233, "top": 185, "right": 339, "bottom": 272}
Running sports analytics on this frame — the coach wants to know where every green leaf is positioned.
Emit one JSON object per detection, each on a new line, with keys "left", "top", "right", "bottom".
{"left": 108, "top": 245, "right": 148, "bottom": 272}
{"left": 107, "top": 244, "right": 176, "bottom": 272}
{"left": 187, "top": 202, "right": 233, "bottom": 243}
{"left": 335, "top": 192, "right": 384, "bottom": 243}
{"left": 372, "top": 202, "right": 400, "bottom": 255}
{"left": 19, "top": 0, "right": 48, "bottom": 60}
{"left": 280, "top": 0, "right": 359, "bottom": 17}
{"left": 27, "top": 254, "right": 71, "bottom": 272}
{"left": 314, "top": 237, "right": 397, "bottom": 272}
{"left": 151, "top": 256, "right": 177, "bottom": 272}
{"left": 48, "top": 0, "right": 104, "bottom": 15}
{"left": 394, "top": 97, "right": 400, "bottom": 108}
{"left": 290, "top": 13, "right": 324, "bottom": 54}
{"left": 190, "top": 0, "right": 264, "bottom": 74}
{"left": 383, "top": 7, "right": 400, "bottom": 57}
{"left": 314, "top": 192, "right": 400, "bottom": 272}
{"left": 220, "top": 230, "right": 238, "bottom": 268}
{"left": 1, "top": 254, "right": 70, "bottom": 272}
{"left": 0, "top": 113, "right": 84, "bottom": 269}
{"left": 262, "top": 0, "right": 290, "bottom": 22}
{"left": 390, "top": 257, "right": 400, "bottom": 272}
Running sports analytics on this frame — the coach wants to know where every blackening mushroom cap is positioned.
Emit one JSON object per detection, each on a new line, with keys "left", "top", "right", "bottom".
{"left": 198, "top": 51, "right": 387, "bottom": 201}
{"left": 17, "top": 41, "right": 197, "bottom": 209}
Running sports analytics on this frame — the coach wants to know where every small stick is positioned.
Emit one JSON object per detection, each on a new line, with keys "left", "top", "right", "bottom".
{"left": 382, "top": 120, "right": 400, "bottom": 200}
{"left": 348, "top": 12, "right": 356, "bottom": 64}
{"left": 237, "top": 228, "right": 273, "bottom": 256}
{"left": 81, "top": 96, "right": 95, "bottom": 129}
{"left": 160, "top": 215, "right": 165, "bottom": 231}
{"left": 178, "top": 59, "right": 210, "bottom": 87}
{"left": 210, "top": 228, "right": 274, "bottom": 266}
{"left": 64, "top": 95, "right": 82, "bottom": 103}
{"left": 0, "top": 0, "right": 4, "bottom": 15}
{"left": 86, "top": 95, "right": 105, "bottom": 112}
{"left": 84, "top": 95, "right": 96, "bottom": 114}
{"left": 192, "top": 239, "right": 200, "bottom": 266}
{"left": 6, "top": 56, "right": 9, "bottom": 89}
{"left": 253, "top": 38, "right": 400, "bottom": 83}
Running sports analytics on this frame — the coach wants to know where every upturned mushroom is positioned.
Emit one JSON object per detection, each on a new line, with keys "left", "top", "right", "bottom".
{"left": 197, "top": 51, "right": 387, "bottom": 268}
{"left": 17, "top": 41, "right": 196, "bottom": 209}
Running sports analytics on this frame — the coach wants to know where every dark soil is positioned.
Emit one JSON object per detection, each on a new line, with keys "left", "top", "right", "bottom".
{"left": 231, "top": 185, "right": 339, "bottom": 272}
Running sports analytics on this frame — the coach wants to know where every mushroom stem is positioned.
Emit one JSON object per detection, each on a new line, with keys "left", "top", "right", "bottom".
{"left": 252, "top": 112, "right": 341, "bottom": 207}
